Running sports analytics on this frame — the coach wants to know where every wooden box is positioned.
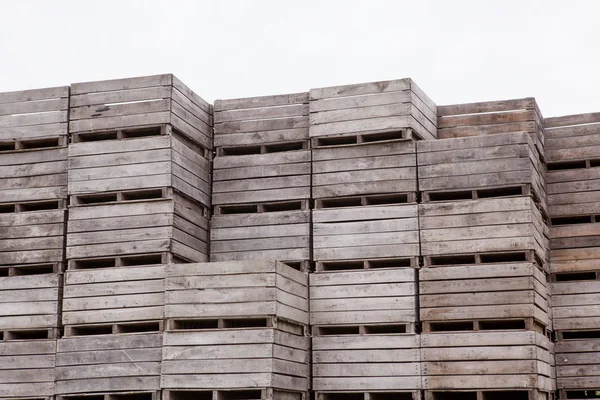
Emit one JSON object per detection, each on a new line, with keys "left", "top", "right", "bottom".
{"left": 310, "top": 268, "right": 417, "bottom": 330}
{"left": 313, "top": 204, "right": 419, "bottom": 265}
{"left": 62, "top": 264, "right": 165, "bottom": 335}
{"left": 0, "top": 339, "right": 56, "bottom": 399}
{"left": 161, "top": 328, "right": 309, "bottom": 394}
{"left": 421, "top": 331, "right": 554, "bottom": 393}
{"left": 312, "top": 334, "right": 421, "bottom": 393}
{"left": 419, "top": 197, "right": 549, "bottom": 268}
{"left": 437, "top": 98, "right": 544, "bottom": 155}
{"left": 309, "top": 79, "right": 437, "bottom": 143}
{"left": 214, "top": 92, "right": 309, "bottom": 148}
{"left": 55, "top": 333, "right": 162, "bottom": 395}
{"left": 417, "top": 132, "right": 546, "bottom": 211}
{"left": 420, "top": 263, "right": 550, "bottom": 332}
{"left": 69, "top": 74, "right": 212, "bottom": 151}
{"left": 551, "top": 273, "right": 600, "bottom": 333}
{"left": 210, "top": 209, "right": 311, "bottom": 263}
{"left": 165, "top": 261, "right": 308, "bottom": 327}
{"left": 312, "top": 140, "right": 417, "bottom": 200}
{"left": 555, "top": 338, "right": 600, "bottom": 395}
{"left": 66, "top": 191, "right": 208, "bottom": 264}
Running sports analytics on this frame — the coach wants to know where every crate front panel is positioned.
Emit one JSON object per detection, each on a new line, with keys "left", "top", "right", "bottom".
{"left": 555, "top": 338, "right": 600, "bottom": 390}
{"left": 0, "top": 340, "right": 56, "bottom": 398}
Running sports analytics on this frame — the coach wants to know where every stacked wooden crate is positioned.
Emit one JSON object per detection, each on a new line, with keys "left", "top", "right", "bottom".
{"left": 211, "top": 93, "right": 311, "bottom": 264}
{"left": 545, "top": 112, "right": 600, "bottom": 398}
{"left": 417, "top": 128, "right": 553, "bottom": 399}
{"left": 66, "top": 74, "right": 212, "bottom": 268}
{"left": 0, "top": 86, "right": 70, "bottom": 400}
{"left": 309, "top": 79, "right": 436, "bottom": 400}
{"left": 162, "top": 261, "right": 309, "bottom": 400}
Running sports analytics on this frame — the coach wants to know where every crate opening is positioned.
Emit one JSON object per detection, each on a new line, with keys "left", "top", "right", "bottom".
{"left": 555, "top": 272, "right": 597, "bottom": 282}
{"left": 483, "top": 392, "right": 528, "bottom": 400}
{"left": 221, "top": 390, "right": 262, "bottom": 400}
{"left": 565, "top": 390, "right": 600, "bottom": 398}
{"left": 121, "top": 189, "right": 164, "bottom": 201}
{"left": 265, "top": 141, "right": 305, "bottom": 153}
{"left": 322, "top": 394, "right": 364, "bottom": 400}
{"left": 369, "top": 258, "right": 412, "bottom": 268}
{"left": 429, "top": 321, "right": 473, "bottom": 332}
{"left": 19, "top": 200, "right": 61, "bottom": 211}
{"left": 365, "top": 194, "right": 409, "bottom": 205}
{"left": 0, "top": 268, "right": 8, "bottom": 277}
{"left": 221, "top": 145, "right": 262, "bottom": 156}
{"left": 5, "top": 329, "right": 49, "bottom": 340}
{"left": 110, "top": 394, "right": 154, "bottom": 400}
{"left": 116, "top": 321, "right": 160, "bottom": 334}
{"left": 122, "top": 127, "right": 162, "bottom": 139}
{"left": 365, "top": 324, "right": 407, "bottom": 334}
{"left": 429, "top": 255, "right": 476, "bottom": 266}
{"left": 12, "top": 264, "right": 54, "bottom": 276}
{"left": 551, "top": 215, "right": 593, "bottom": 225}
{"left": 590, "top": 159, "right": 600, "bottom": 168}
{"left": 77, "top": 131, "right": 119, "bottom": 142}
{"left": 318, "top": 326, "right": 360, "bottom": 336}
{"left": 320, "top": 261, "right": 365, "bottom": 271}
{"left": 172, "top": 319, "right": 219, "bottom": 330}
{"left": 0, "top": 204, "right": 15, "bottom": 213}
{"left": 20, "top": 138, "right": 60, "bottom": 149}
{"left": 319, "top": 197, "right": 362, "bottom": 208}
{"left": 361, "top": 130, "right": 406, "bottom": 143}
{"left": 428, "top": 191, "right": 472, "bottom": 201}
{"left": 70, "top": 325, "right": 113, "bottom": 336}
{"left": 478, "top": 186, "right": 523, "bottom": 198}
{"left": 222, "top": 318, "right": 269, "bottom": 329}
{"left": 65, "top": 396, "right": 105, "bottom": 400}
{"left": 480, "top": 252, "right": 527, "bottom": 263}
{"left": 370, "top": 393, "right": 413, "bottom": 400}
{"left": 262, "top": 201, "right": 303, "bottom": 212}
{"left": 547, "top": 160, "right": 587, "bottom": 170}
{"left": 432, "top": 392, "right": 477, "bottom": 400}
{"left": 317, "top": 135, "right": 357, "bottom": 147}
{"left": 217, "top": 204, "right": 258, "bottom": 214}
{"left": 169, "top": 391, "right": 212, "bottom": 400}
{"left": 0, "top": 142, "right": 16, "bottom": 151}
{"left": 76, "top": 193, "right": 118, "bottom": 204}
{"left": 479, "top": 319, "right": 526, "bottom": 331}
{"left": 120, "top": 254, "right": 163, "bottom": 266}
{"left": 562, "top": 330, "right": 600, "bottom": 340}
{"left": 71, "top": 258, "right": 116, "bottom": 270}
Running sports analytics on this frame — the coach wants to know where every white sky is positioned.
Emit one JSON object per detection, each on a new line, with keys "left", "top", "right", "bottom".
{"left": 0, "top": 0, "right": 598, "bottom": 117}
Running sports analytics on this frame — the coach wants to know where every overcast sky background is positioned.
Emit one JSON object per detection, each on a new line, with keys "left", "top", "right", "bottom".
{"left": 0, "top": 0, "right": 597, "bottom": 117}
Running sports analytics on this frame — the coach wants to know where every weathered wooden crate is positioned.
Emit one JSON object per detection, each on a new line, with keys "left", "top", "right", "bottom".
{"left": 312, "top": 140, "right": 417, "bottom": 201}
{"left": 421, "top": 331, "right": 554, "bottom": 393}
{"left": 214, "top": 92, "right": 309, "bottom": 148}
{"left": 313, "top": 204, "right": 419, "bottom": 265}
{"left": 312, "top": 334, "right": 421, "bottom": 393}
{"left": 213, "top": 149, "right": 310, "bottom": 207}
{"left": 551, "top": 271, "right": 600, "bottom": 334}
{"left": 210, "top": 210, "right": 311, "bottom": 263}
{"left": 161, "top": 328, "right": 309, "bottom": 393}
{"left": 55, "top": 333, "right": 162, "bottom": 395}
{"left": 0, "top": 273, "right": 61, "bottom": 336}
{"left": 420, "top": 263, "right": 550, "bottom": 333}
{"left": 417, "top": 132, "right": 546, "bottom": 212}
{"left": 309, "top": 78, "right": 437, "bottom": 143}
{"left": 555, "top": 338, "right": 600, "bottom": 396}
{"left": 437, "top": 98, "right": 544, "bottom": 156}
{"left": 62, "top": 264, "right": 165, "bottom": 335}
{"left": 69, "top": 74, "right": 212, "bottom": 150}
{"left": 419, "top": 197, "right": 549, "bottom": 269}
{"left": 0, "top": 208, "right": 66, "bottom": 267}
{"left": 0, "top": 339, "right": 56, "bottom": 399}
{"left": 68, "top": 132, "right": 211, "bottom": 207}
{"left": 310, "top": 268, "right": 417, "bottom": 330}
{"left": 165, "top": 261, "right": 308, "bottom": 327}
{"left": 66, "top": 191, "right": 208, "bottom": 265}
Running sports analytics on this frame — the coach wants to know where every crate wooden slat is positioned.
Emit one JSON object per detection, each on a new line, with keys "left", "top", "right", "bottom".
{"left": 309, "top": 79, "right": 437, "bottom": 141}
{"left": 70, "top": 74, "right": 212, "bottom": 150}
{"left": 161, "top": 329, "right": 309, "bottom": 393}
{"left": 213, "top": 149, "right": 310, "bottom": 205}
{"left": 419, "top": 197, "right": 549, "bottom": 269}
{"left": 437, "top": 98, "right": 544, "bottom": 156}
{"left": 55, "top": 333, "right": 162, "bottom": 395}
{"left": 417, "top": 132, "right": 546, "bottom": 212}
{"left": 214, "top": 92, "right": 309, "bottom": 147}
{"left": 210, "top": 210, "right": 311, "bottom": 263}
{"left": 420, "top": 263, "right": 550, "bottom": 331}
{"left": 310, "top": 267, "right": 417, "bottom": 328}
{"left": 165, "top": 261, "right": 308, "bottom": 326}
{"left": 312, "top": 140, "right": 416, "bottom": 199}
{"left": 313, "top": 204, "right": 419, "bottom": 263}
{"left": 421, "top": 331, "right": 554, "bottom": 393}
{"left": 62, "top": 264, "right": 165, "bottom": 333}
{"left": 0, "top": 340, "right": 56, "bottom": 399}
{"left": 555, "top": 338, "right": 600, "bottom": 394}
{"left": 312, "top": 334, "right": 421, "bottom": 392}
{"left": 66, "top": 192, "right": 208, "bottom": 264}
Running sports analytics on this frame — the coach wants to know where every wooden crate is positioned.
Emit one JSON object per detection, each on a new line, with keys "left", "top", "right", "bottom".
{"left": 213, "top": 149, "right": 310, "bottom": 206}
{"left": 312, "top": 140, "right": 416, "bottom": 200}
{"left": 62, "top": 264, "right": 165, "bottom": 335}
{"left": 551, "top": 274, "right": 600, "bottom": 333}
{"left": 555, "top": 338, "right": 600, "bottom": 395}
{"left": 161, "top": 328, "right": 309, "bottom": 393}
{"left": 69, "top": 74, "right": 212, "bottom": 150}
{"left": 310, "top": 268, "right": 417, "bottom": 329}
{"left": 417, "top": 132, "right": 546, "bottom": 212}
{"left": 0, "top": 208, "right": 66, "bottom": 266}
{"left": 0, "top": 339, "right": 56, "bottom": 399}
{"left": 165, "top": 261, "right": 308, "bottom": 327}
{"left": 420, "top": 263, "right": 550, "bottom": 332}
{"left": 55, "top": 333, "right": 162, "bottom": 395}
{"left": 313, "top": 204, "right": 419, "bottom": 264}
{"left": 68, "top": 132, "right": 211, "bottom": 207}
{"left": 419, "top": 197, "right": 549, "bottom": 269}
{"left": 309, "top": 79, "right": 437, "bottom": 143}
{"left": 437, "top": 98, "right": 544, "bottom": 156}
{"left": 66, "top": 191, "right": 208, "bottom": 264}
{"left": 210, "top": 210, "right": 310, "bottom": 263}
{"left": 312, "top": 334, "right": 421, "bottom": 393}
{"left": 0, "top": 273, "right": 61, "bottom": 335}
{"left": 214, "top": 92, "right": 309, "bottom": 148}
{"left": 421, "top": 331, "right": 554, "bottom": 392}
